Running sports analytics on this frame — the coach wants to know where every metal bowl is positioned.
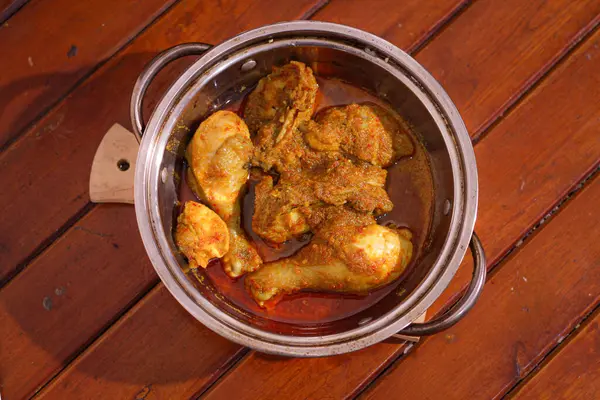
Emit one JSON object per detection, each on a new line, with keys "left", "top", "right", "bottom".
{"left": 132, "top": 21, "right": 486, "bottom": 357}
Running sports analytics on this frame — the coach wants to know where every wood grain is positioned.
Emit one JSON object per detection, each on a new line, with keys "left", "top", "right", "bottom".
{"left": 36, "top": 285, "right": 244, "bottom": 400}
{"left": 0, "top": 0, "right": 325, "bottom": 283}
{"left": 511, "top": 309, "right": 600, "bottom": 400}
{"left": 0, "top": 0, "right": 27, "bottom": 23}
{"left": 362, "top": 175, "right": 600, "bottom": 400}
{"left": 0, "top": 205, "right": 156, "bottom": 400}
{"left": 3, "top": 0, "right": 599, "bottom": 398}
{"left": 0, "top": 1, "right": 325, "bottom": 397}
{"left": 313, "top": 0, "right": 467, "bottom": 53}
{"left": 415, "top": 0, "right": 600, "bottom": 139}
{"left": 201, "top": 27, "right": 600, "bottom": 400}
{"left": 0, "top": 0, "right": 179, "bottom": 149}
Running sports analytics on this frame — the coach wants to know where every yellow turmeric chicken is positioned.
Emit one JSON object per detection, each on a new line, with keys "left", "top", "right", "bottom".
{"left": 176, "top": 61, "right": 416, "bottom": 306}
{"left": 252, "top": 158, "right": 392, "bottom": 243}
{"left": 303, "top": 103, "right": 414, "bottom": 167}
{"left": 174, "top": 201, "right": 229, "bottom": 269}
{"left": 244, "top": 60, "right": 319, "bottom": 172}
{"left": 246, "top": 209, "right": 413, "bottom": 306}
{"left": 185, "top": 110, "right": 262, "bottom": 277}
{"left": 241, "top": 62, "right": 416, "bottom": 306}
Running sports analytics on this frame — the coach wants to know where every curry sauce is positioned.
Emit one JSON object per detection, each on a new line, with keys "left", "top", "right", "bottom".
{"left": 177, "top": 76, "right": 434, "bottom": 324}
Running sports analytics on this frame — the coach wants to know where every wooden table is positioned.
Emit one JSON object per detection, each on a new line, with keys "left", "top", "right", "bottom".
{"left": 1, "top": 0, "right": 599, "bottom": 398}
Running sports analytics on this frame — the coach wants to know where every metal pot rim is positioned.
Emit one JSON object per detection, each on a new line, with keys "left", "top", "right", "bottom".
{"left": 134, "top": 21, "right": 478, "bottom": 356}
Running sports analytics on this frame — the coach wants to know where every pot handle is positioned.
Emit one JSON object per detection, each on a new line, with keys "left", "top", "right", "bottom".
{"left": 396, "top": 232, "right": 487, "bottom": 336}
{"left": 130, "top": 42, "right": 212, "bottom": 141}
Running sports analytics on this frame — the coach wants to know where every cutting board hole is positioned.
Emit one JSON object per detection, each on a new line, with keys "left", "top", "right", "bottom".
{"left": 117, "top": 159, "right": 130, "bottom": 171}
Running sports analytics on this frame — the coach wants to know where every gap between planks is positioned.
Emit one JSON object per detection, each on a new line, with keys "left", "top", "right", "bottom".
{"left": 0, "top": 202, "right": 94, "bottom": 287}
{"left": 406, "top": 0, "right": 472, "bottom": 55}
{"left": 502, "top": 300, "right": 600, "bottom": 399}
{"left": 472, "top": 20, "right": 600, "bottom": 146}
{"left": 190, "top": 347, "right": 252, "bottom": 400}
{"left": 0, "top": 0, "right": 28, "bottom": 24}
{"left": 29, "top": 280, "right": 160, "bottom": 398}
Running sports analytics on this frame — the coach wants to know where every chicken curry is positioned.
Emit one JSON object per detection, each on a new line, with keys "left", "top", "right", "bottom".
{"left": 174, "top": 61, "right": 434, "bottom": 318}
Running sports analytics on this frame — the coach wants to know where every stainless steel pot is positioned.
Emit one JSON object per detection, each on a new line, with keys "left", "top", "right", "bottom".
{"left": 132, "top": 21, "right": 486, "bottom": 357}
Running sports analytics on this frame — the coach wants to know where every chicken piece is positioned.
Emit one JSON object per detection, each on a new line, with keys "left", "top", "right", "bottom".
{"left": 252, "top": 158, "right": 393, "bottom": 243}
{"left": 301, "top": 158, "right": 393, "bottom": 214}
{"left": 221, "top": 199, "right": 263, "bottom": 277}
{"left": 186, "top": 110, "right": 252, "bottom": 218}
{"left": 244, "top": 61, "right": 319, "bottom": 172}
{"left": 186, "top": 110, "right": 262, "bottom": 277}
{"left": 175, "top": 201, "right": 229, "bottom": 269}
{"left": 252, "top": 174, "right": 316, "bottom": 243}
{"left": 303, "top": 103, "right": 414, "bottom": 167}
{"left": 246, "top": 211, "right": 413, "bottom": 306}
{"left": 244, "top": 61, "right": 318, "bottom": 135}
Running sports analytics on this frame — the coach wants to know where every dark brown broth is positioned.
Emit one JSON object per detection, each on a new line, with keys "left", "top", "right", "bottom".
{"left": 178, "top": 76, "right": 434, "bottom": 324}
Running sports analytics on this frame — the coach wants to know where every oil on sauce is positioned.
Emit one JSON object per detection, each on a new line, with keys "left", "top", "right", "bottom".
{"left": 178, "top": 76, "right": 434, "bottom": 324}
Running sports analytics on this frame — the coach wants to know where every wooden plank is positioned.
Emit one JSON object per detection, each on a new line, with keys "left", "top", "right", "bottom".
{"left": 200, "top": 27, "right": 600, "bottom": 400}
{"left": 0, "top": 205, "right": 157, "bottom": 399}
{"left": 16, "top": 0, "right": 600, "bottom": 396}
{"left": 5, "top": 0, "right": 600, "bottom": 398}
{"left": 0, "top": 0, "right": 180, "bottom": 149}
{"left": 415, "top": 0, "right": 600, "bottom": 138}
{"left": 0, "top": 0, "right": 27, "bottom": 23}
{"left": 0, "top": 1, "right": 326, "bottom": 397}
{"left": 0, "top": 0, "right": 325, "bottom": 283}
{"left": 36, "top": 285, "right": 244, "bottom": 400}
{"left": 511, "top": 309, "right": 600, "bottom": 400}
{"left": 362, "top": 175, "right": 600, "bottom": 400}
{"left": 313, "top": 0, "right": 467, "bottom": 53}
{"left": 0, "top": 205, "right": 158, "bottom": 399}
